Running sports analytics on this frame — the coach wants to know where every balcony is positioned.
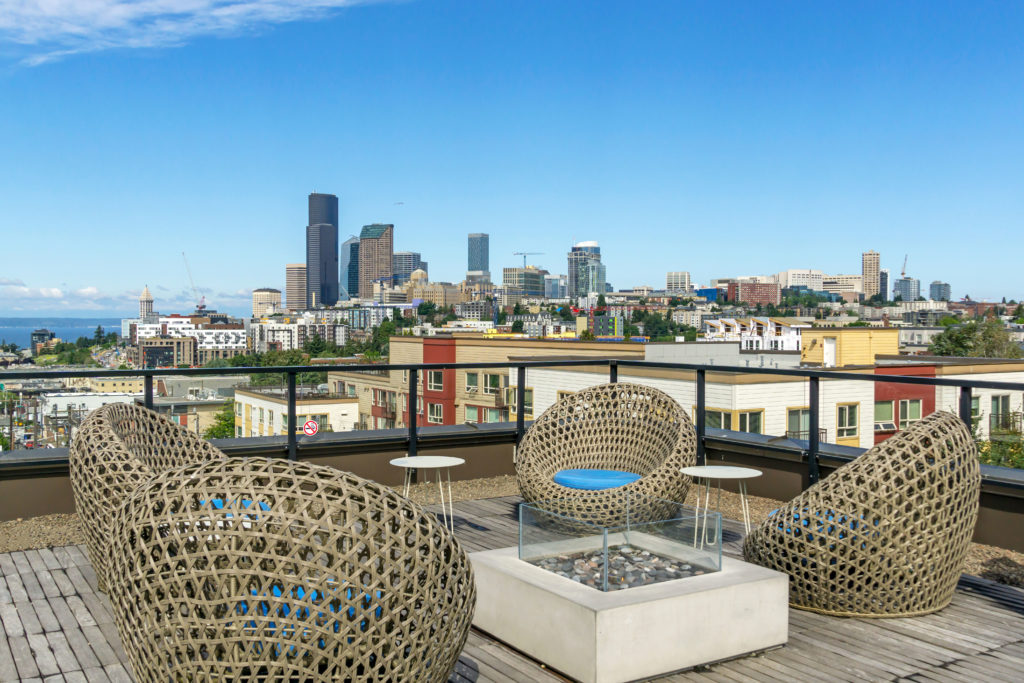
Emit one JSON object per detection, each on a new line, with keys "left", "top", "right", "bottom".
{"left": 784, "top": 427, "right": 828, "bottom": 442}
{"left": 991, "top": 411, "right": 1023, "bottom": 437}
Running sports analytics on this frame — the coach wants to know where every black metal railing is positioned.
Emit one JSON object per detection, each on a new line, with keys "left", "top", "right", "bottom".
{"left": 5, "top": 359, "right": 1024, "bottom": 485}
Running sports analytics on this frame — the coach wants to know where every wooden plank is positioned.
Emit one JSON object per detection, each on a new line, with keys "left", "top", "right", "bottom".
{"left": 44, "top": 632, "right": 80, "bottom": 673}
{"left": 26, "top": 633, "right": 60, "bottom": 677}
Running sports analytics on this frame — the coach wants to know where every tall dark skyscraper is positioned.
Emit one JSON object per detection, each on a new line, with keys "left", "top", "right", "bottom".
{"left": 468, "top": 233, "right": 489, "bottom": 272}
{"left": 306, "top": 192, "right": 339, "bottom": 307}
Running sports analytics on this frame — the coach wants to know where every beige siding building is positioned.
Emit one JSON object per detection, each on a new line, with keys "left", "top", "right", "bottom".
{"left": 285, "top": 264, "right": 307, "bottom": 311}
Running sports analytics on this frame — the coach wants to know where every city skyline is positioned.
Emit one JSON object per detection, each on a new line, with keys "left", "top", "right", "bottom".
{"left": 2, "top": 2, "right": 1024, "bottom": 314}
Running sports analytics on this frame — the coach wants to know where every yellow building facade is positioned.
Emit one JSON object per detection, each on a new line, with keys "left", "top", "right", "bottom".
{"left": 801, "top": 328, "right": 899, "bottom": 367}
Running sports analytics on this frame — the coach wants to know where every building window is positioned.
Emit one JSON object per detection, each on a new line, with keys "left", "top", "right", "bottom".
{"left": 992, "top": 395, "right": 1011, "bottom": 432}
{"left": 428, "top": 402, "right": 443, "bottom": 424}
{"left": 347, "top": 384, "right": 356, "bottom": 397}
{"left": 282, "top": 414, "right": 288, "bottom": 430}
{"left": 484, "top": 374, "right": 502, "bottom": 394}
{"left": 486, "top": 408, "right": 502, "bottom": 423}
{"left": 259, "top": 407, "right": 264, "bottom": 423}
{"left": 837, "top": 404, "right": 858, "bottom": 439}
{"left": 705, "top": 409, "right": 732, "bottom": 430}
{"left": 417, "top": 396, "right": 423, "bottom": 414}
{"left": 466, "top": 372, "right": 479, "bottom": 393}
{"left": 874, "top": 401, "right": 895, "bottom": 431}
{"left": 268, "top": 411, "right": 274, "bottom": 429}
{"left": 557, "top": 390, "right": 575, "bottom": 401}
{"left": 898, "top": 399, "right": 922, "bottom": 430}
{"left": 401, "top": 395, "right": 407, "bottom": 412}
{"left": 234, "top": 403, "right": 241, "bottom": 416}
{"left": 737, "top": 411, "right": 762, "bottom": 434}
{"left": 466, "top": 405, "right": 479, "bottom": 423}
{"left": 428, "top": 371, "right": 444, "bottom": 392}
{"left": 236, "top": 427, "right": 242, "bottom": 437}
{"left": 787, "top": 408, "right": 810, "bottom": 438}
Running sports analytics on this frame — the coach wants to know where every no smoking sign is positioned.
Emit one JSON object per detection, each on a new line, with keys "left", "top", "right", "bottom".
{"left": 302, "top": 420, "right": 319, "bottom": 436}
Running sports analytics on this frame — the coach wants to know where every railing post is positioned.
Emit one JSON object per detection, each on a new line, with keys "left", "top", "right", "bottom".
{"left": 959, "top": 386, "right": 973, "bottom": 431}
{"left": 144, "top": 374, "right": 153, "bottom": 410}
{"left": 808, "top": 376, "right": 820, "bottom": 485}
{"left": 408, "top": 368, "right": 418, "bottom": 457}
{"left": 609, "top": 360, "right": 618, "bottom": 383}
{"left": 516, "top": 366, "right": 526, "bottom": 445}
{"left": 696, "top": 368, "right": 706, "bottom": 466}
{"left": 287, "top": 371, "right": 297, "bottom": 461}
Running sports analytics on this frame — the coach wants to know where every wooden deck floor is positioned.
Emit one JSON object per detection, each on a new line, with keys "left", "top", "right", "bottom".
{"left": 1, "top": 496, "right": 1023, "bottom": 681}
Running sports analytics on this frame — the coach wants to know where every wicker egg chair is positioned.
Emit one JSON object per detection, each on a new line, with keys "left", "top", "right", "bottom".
{"left": 515, "top": 382, "right": 696, "bottom": 527}
{"left": 105, "top": 457, "right": 476, "bottom": 683}
{"left": 69, "top": 402, "right": 225, "bottom": 592}
{"left": 743, "top": 411, "right": 981, "bottom": 617}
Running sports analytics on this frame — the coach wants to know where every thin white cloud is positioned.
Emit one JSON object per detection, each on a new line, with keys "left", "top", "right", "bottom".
{"left": 0, "top": 284, "right": 64, "bottom": 299}
{"left": 0, "top": 1, "right": 381, "bottom": 65}
{"left": 0, "top": 277, "right": 25, "bottom": 286}
{"left": 74, "top": 286, "right": 102, "bottom": 297}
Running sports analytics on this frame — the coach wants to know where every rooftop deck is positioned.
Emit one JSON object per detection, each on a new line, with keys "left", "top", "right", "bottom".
{"left": 2, "top": 497, "right": 1023, "bottom": 682}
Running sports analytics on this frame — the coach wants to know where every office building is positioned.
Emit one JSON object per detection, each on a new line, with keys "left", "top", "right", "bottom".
{"left": 139, "top": 285, "right": 154, "bottom": 319}
{"left": 308, "top": 192, "right": 339, "bottom": 229}
{"left": 392, "top": 251, "right": 428, "bottom": 286}
{"left": 776, "top": 270, "right": 825, "bottom": 290}
{"left": 285, "top": 264, "right": 307, "bottom": 311}
{"left": 306, "top": 192, "right": 339, "bottom": 307}
{"left": 544, "top": 274, "right": 568, "bottom": 299}
{"left": 879, "top": 269, "right": 890, "bottom": 302}
{"left": 929, "top": 281, "right": 951, "bottom": 302}
{"left": 251, "top": 288, "right": 282, "bottom": 317}
{"left": 503, "top": 266, "right": 548, "bottom": 297}
{"left": 894, "top": 277, "right": 921, "bottom": 302}
{"left": 727, "top": 282, "right": 782, "bottom": 306}
{"left": 468, "top": 233, "right": 489, "bottom": 272}
{"left": 358, "top": 224, "right": 394, "bottom": 298}
{"left": 666, "top": 272, "right": 692, "bottom": 293}
{"left": 862, "top": 251, "right": 881, "bottom": 299}
{"left": 822, "top": 274, "right": 863, "bottom": 296}
{"left": 567, "top": 241, "right": 606, "bottom": 298}
{"left": 340, "top": 237, "right": 359, "bottom": 300}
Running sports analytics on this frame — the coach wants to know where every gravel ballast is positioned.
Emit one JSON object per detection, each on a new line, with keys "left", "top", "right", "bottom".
{"left": 3, "top": 476, "right": 1023, "bottom": 588}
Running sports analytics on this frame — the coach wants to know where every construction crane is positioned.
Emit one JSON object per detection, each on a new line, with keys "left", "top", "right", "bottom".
{"left": 901, "top": 254, "right": 908, "bottom": 278}
{"left": 181, "top": 252, "right": 207, "bottom": 313}
{"left": 513, "top": 251, "right": 544, "bottom": 269}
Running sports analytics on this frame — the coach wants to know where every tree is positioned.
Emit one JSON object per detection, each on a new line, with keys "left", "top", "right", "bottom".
{"left": 511, "top": 320, "right": 524, "bottom": 333}
{"left": 512, "top": 302, "right": 524, "bottom": 315}
{"left": 497, "top": 310, "right": 508, "bottom": 325}
{"left": 204, "top": 400, "right": 236, "bottom": 439}
{"left": 303, "top": 334, "right": 327, "bottom": 356}
{"left": 596, "top": 294, "right": 607, "bottom": 312}
{"left": 928, "top": 320, "right": 1023, "bottom": 359}
{"left": 417, "top": 301, "right": 437, "bottom": 317}
{"left": 93, "top": 325, "right": 104, "bottom": 343}
{"left": 578, "top": 329, "right": 596, "bottom": 341}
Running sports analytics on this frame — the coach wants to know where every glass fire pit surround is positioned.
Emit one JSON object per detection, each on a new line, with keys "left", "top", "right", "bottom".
{"left": 519, "top": 494, "right": 721, "bottom": 591}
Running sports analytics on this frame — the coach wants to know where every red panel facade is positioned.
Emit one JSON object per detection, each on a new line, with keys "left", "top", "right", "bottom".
{"left": 873, "top": 364, "right": 937, "bottom": 444}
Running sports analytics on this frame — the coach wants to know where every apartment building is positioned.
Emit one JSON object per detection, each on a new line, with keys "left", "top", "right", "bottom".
{"left": 801, "top": 328, "right": 899, "bottom": 367}
{"left": 516, "top": 363, "right": 876, "bottom": 449}
{"left": 701, "top": 317, "right": 810, "bottom": 351}
{"left": 326, "top": 336, "right": 644, "bottom": 430}
{"left": 726, "top": 281, "right": 781, "bottom": 306}
{"left": 233, "top": 387, "right": 359, "bottom": 438}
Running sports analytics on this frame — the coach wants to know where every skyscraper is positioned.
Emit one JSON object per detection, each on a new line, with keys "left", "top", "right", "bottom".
{"left": 306, "top": 192, "right": 339, "bottom": 308}
{"left": 252, "top": 288, "right": 281, "bottom": 317}
{"left": 930, "top": 281, "right": 951, "bottom": 301}
{"left": 893, "top": 277, "right": 921, "bottom": 302}
{"left": 567, "top": 241, "right": 606, "bottom": 298}
{"left": 286, "top": 263, "right": 307, "bottom": 311}
{"left": 468, "top": 233, "right": 489, "bottom": 272}
{"left": 392, "top": 251, "right": 428, "bottom": 286}
{"left": 358, "top": 224, "right": 394, "bottom": 298}
{"left": 879, "top": 269, "right": 890, "bottom": 302}
{"left": 340, "top": 236, "right": 359, "bottom": 300}
{"left": 862, "top": 250, "right": 881, "bottom": 299}
{"left": 139, "top": 285, "right": 153, "bottom": 319}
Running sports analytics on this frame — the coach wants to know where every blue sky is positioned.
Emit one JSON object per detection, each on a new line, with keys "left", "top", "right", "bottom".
{"left": 1, "top": 1, "right": 1022, "bottom": 316}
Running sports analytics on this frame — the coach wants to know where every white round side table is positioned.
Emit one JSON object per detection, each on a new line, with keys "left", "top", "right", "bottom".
{"left": 390, "top": 456, "right": 465, "bottom": 532}
{"left": 681, "top": 465, "right": 763, "bottom": 545}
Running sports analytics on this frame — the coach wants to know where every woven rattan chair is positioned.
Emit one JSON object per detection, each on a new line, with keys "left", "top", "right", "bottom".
{"left": 105, "top": 457, "right": 475, "bottom": 682}
{"left": 743, "top": 411, "right": 981, "bottom": 617}
{"left": 69, "top": 402, "right": 225, "bottom": 591}
{"left": 515, "top": 382, "right": 696, "bottom": 526}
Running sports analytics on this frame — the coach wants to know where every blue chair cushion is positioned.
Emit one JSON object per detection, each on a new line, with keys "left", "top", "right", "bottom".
{"left": 553, "top": 469, "right": 641, "bottom": 491}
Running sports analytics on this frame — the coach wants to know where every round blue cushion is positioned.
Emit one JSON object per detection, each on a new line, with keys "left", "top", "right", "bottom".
{"left": 553, "top": 469, "right": 641, "bottom": 491}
